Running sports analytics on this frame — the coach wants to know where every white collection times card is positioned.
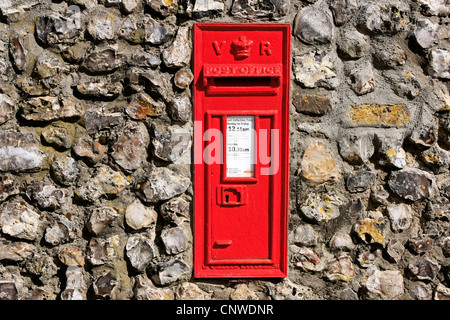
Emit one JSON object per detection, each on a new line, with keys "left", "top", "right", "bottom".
{"left": 226, "top": 116, "right": 255, "bottom": 178}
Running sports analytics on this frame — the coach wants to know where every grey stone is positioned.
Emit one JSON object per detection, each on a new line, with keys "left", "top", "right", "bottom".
{"left": 126, "top": 93, "right": 165, "bottom": 120}
{"left": 337, "top": 27, "right": 368, "bottom": 60}
{"left": 346, "top": 168, "right": 376, "bottom": 193}
{"left": 72, "top": 136, "right": 105, "bottom": 164}
{"left": 364, "top": 269, "right": 404, "bottom": 300}
{"left": 125, "top": 200, "right": 157, "bottom": 230}
{"left": 61, "top": 267, "right": 88, "bottom": 300}
{"left": 327, "top": 255, "right": 355, "bottom": 282}
{"left": 293, "top": 50, "right": 340, "bottom": 89}
{"left": 294, "top": 7, "right": 333, "bottom": 45}
{"left": 340, "top": 288, "right": 359, "bottom": 300}
{"left": 421, "top": 144, "right": 449, "bottom": 173}
{"left": 338, "top": 133, "right": 375, "bottom": 165}
{"left": 44, "top": 215, "right": 76, "bottom": 246}
{"left": 58, "top": 246, "right": 85, "bottom": 267}
{"left": 76, "top": 77, "right": 123, "bottom": 99}
{"left": 0, "top": 174, "right": 19, "bottom": 202}
{"left": 86, "top": 206, "right": 119, "bottom": 236}
{"left": 161, "top": 226, "right": 189, "bottom": 254}
{"left": 411, "top": 283, "right": 432, "bottom": 300}
{"left": 134, "top": 274, "right": 174, "bottom": 300}
{"left": 408, "top": 258, "right": 441, "bottom": 281}
{"left": 388, "top": 168, "right": 437, "bottom": 202}
{"left": 83, "top": 110, "right": 123, "bottom": 134}
{"left": 151, "top": 123, "right": 191, "bottom": 163}
{"left": 168, "top": 95, "right": 191, "bottom": 123}
{"left": 130, "top": 51, "right": 161, "bottom": 68}
{"left": 163, "top": 27, "right": 191, "bottom": 69}
{"left": 386, "top": 203, "right": 413, "bottom": 232}
{"left": 136, "top": 167, "right": 190, "bottom": 203}
{"left": 414, "top": 19, "right": 439, "bottom": 49}
{"left": 151, "top": 259, "right": 190, "bottom": 285}
{"left": 294, "top": 224, "right": 318, "bottom": 247}
{"left": 301, "top": 193, "right": 342, "bottom": 223}
{"left": 329, "top": 0, "right": 347, "bottom": 26}
{"left": 25, "top": 253, "right": 58, "bottom": 283}
{"left": 87, "top": 12, "right": 118, "bottom": 42}
{"left": 231, "top": 0, "right": 289, "bottom": 20}
{"left": 25, "top": 181, "right": 66, "bottom": 210}
{"left": 0, "top": 131, "right": 45, "bottom": 172}
{"left": 1, "top": 199, "right": 41, "bottom": 240}
{"left": 160, "top": 196, "right": 190, "bottom": 225}
{"left": 146, "top": 0, "right": 178, "bottom": 16}
{"left": 347, "top": 61, "right": 375, "bottom": 95}
{"left": 111, "top": 121, "right": 150, "bottom": 171}
{"left": 434, "top": 284, "right": 450, "bottom": 300}
{"left": 41, "top": 123, "right": 75, "bottom": 150}
{"left": 372, "top": 40, "right": 407, "bottom": 70}
{"left": 34, "top": 51, "right": 63, "bottom": 79}
{"left": 291, "top": 247, "right": 324, "bottom": 272}
{"left": 192, "top": 0, "right": 224, "bottom": 17}
{"left": 425, "top": 199, "right": 450, "bottom": 220}
{"left": 126, "top": 235, "right": 157, "bottom": 272}
{"left": 175, "top": 282, "right": 212, "bottom": 300}
{"left": 36, "top": 13, "right": 83, "bottom": 46}
{"left": 93, "top": 272, "right": 117, "bottom": 298}
{"left": 356, "top": 3, "right": 409, "bottom": 34}
{"left": 0, "top": 241, "right": 36, "bottom": 261}
{"left": 129, "top": 69, "right": 171, "bottom": 100}
{"left": 269, "top": 278, "right": 316, "bottom": 300}
{"left": 376, "top": 134, "right": 407, "bottom": 169}
{"left": 419, "top": 0, "right": 450, "bottom": 16}
{"left": 329, "top": 232, "right": 356, "bottom": 250}
{"left": 0, "top": 282, "right": 18, "bottom": 300}
{"left": 0, "top": 0, "right": 39, "bottom": 22}
{"left": 174, "top": 68, "right": 194, "bottom": 90}
{"left": 9, "top": 36, "right": 27, "bottom": 72}
{"left": 427, "top": 49, "right": 450, "bottom": 79}
{"left": 21, "top": 96, "right": 84, "bottom": 122}
{"left": 50, "top": 156, "right": 80, "bottom": 186}
{"left": 409, "top": 237, "right": 433, "bottom": 254}
{"left": 0, "top": 93, "right": 17, "bottom": 125}
{"left": 119, "top": 14, "right": 169, "bottom": 45}
{"left": 75, "top": 165, "right": 130, "bottom": 202}
{"left": 81, "top": 49, "right": 127, "bottom": 73}
{"left": 386, "top": 239, "right": 405, "bottom": 263}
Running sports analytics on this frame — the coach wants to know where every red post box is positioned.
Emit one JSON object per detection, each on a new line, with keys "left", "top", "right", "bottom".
{"left": 194, "top": 23, "right": 290, "bottom": 278}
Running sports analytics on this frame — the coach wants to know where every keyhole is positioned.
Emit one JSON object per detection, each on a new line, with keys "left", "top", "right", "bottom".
{"left": 225, "top": 195, "right": 229, "bottom": 203}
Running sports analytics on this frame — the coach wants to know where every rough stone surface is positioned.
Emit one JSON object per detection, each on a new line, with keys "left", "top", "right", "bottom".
{"left": 0, "top": 131, "right": 45, "bottom": 172}
{"left": 294, "top": 50, "right": 340, "bottom": 90}
{"left": 301, "top": 141, "right": 339, "bottom": 186}
{"left": 294, "top": 7, "right": 333, "bottom": 45}
{"left": 125, "top": 200, "right": 157, "bottom": 230}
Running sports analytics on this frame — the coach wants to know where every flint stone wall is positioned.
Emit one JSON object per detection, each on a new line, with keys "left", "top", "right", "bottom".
{"left": 0, "top": 0, "right": 449, "bottom": 300}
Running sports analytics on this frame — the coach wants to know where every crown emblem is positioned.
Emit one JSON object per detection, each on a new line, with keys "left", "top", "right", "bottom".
{"left": 231, "top": 36, "right": 254, "bottom": 60}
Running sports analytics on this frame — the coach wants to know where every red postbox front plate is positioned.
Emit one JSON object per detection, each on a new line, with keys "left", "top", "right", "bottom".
{"left": 194, "top": 23, "right": 290, "bottom": 278}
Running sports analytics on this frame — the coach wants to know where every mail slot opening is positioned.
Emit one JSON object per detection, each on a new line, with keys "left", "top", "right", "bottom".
{"left": 213, "top": 77, "right": 275, "bottom": 87}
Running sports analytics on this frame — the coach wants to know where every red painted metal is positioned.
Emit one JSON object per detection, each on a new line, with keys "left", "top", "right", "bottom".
{"left": 194, "top": 23, "right": 290, "bottom": 278}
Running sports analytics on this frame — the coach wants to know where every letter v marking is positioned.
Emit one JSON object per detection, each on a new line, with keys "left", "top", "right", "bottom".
{"left": 212, "top": 41, "right": 226, "bottom": 55}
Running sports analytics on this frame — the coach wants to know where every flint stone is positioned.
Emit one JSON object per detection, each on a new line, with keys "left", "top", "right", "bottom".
{"left": 87, "top": 13, "right": 118, "bottom": 41}
{"left": 36, "top": 13, "right": 83, "bottom": 46}
{"left": 0, "top": 173, "right": 19, "bottom": 202}
{"left": 357, "top": 4, "right": 409, "bottom": 34}
{"left": 62, "top": 267, "right": 88, "bottom": 300}
{"left": 338, "top": 133, "right": 374, "bottom": 165}
{"left": 294, "top": 7, "right": 333, "bottom": 45}
{"left": 161, "top": 226, "right": 189, "bottom": 255}
{"left": 94, "top": 272, "right": 116, "bottom": 297}
{"left": 82, "top": 49, "right": 127, "bottom": 73}
{"left": 136, "top": 167, "right": 190, "bottom": 203}
{"left": 434, "top": 284, "right": 450, "bottom": 300}
{"left": 0, "top": 241, "right": 36, "bottom": 261}
{"left": 0, "top": 0, "right": 39, "bottom": 22}
{"left": 160, "top": 196, "right": 190, "bottom": 225}
{"left": 408, "top": 258, "right": 441, "bottom": 281}
{"left": 151, "top": 259, "right": 190, "bottom": 285}
{"left": 72, "top": 137, "right": 105, "bottom": 164}
{"left": 441, "top": 237, "right": 450, "bottom": 257}
{"left": 84, "top": 110, "right": 123, "bottom": 134}
{"left": 386, "top": 239, "right": 405, "bottom": 263}
{"left": 0, "top": 282, "right": 17, "bottom": 300}
{"left": 230, "top": 284, "right": 259, "bottom": 300}
{"left": 354, "top": 216, "right": 387, "bottom": 246}
{"left": 327, "top": 256, "right": 355, "bottom": 282}
{"left": 151, "top": 123, "right": 191, "bottom": 163}
{"left": 301, "top": 193, "right": 342, "bottom": 223}
{"left": 293, "top": 94, "right": 332, "bottom": 116}
{"left": 9, "top": 36, "right": 27, "bottom": 72}
{"left": 294, "top": 50, "right": 340, "bottom": 89}
{"left": 329, "top": 232, "right": 356, "bottom": 250}
{"left": 130, "top": 51, "right": 161, "bottom": 68}
{"left": 44, "top": 215, "right": 76, "bottom": 246}
{"left": 421, "top": 144, "right": 449, "bottom": 173}
{"left": 1, "top": 199, "right": 40, "bottom": 240}
{"left": 427, "top": 49, "right": 450, "bottom": 79}
{"left": 358, "top": 250, "right": 380, "bottom": 268}
{"left": 111, "top": 121, "right": 150, "bottom": 171}
{"left": 126, "top": 235, "right": 156, "bottom": 272}
{"left": 163, "top": 27, "right": 191, "bottom": 69}
{"left": 372, "top": 40, "right": 407, "bottom": 70}
{"left": 340, "top": 288, "right": 359, "bottom": 300}
{"left": 419, "top": 0, "right": 450, "bottom": 16}
{"left": 50, "top": 156, "right": 79, "bottom": 186}
{"left": 329, "top": 0, "right": 347, "bottom": 26}
{"left": 25, "top": 253, "right": 58, "bottom": 283}
{"left": 126, "top": 93, "right": 165, "bottom": 120}
{"left": 346, "top": 168, "right": 376, "bottom": 193}
{"left": 125, "top": 200, "right": 157, "bottom": 230}
{"left": 301, "top": 141, "right": 339, "bottom": 186}
{"left": 231, "top": 0, "right": 289, "bottom": 20}
{"left": 386, "top": 204, "right": 412, "bottom": 232}
{"left": 292, "top": 247, "right": 323, "bottom": 272}
{"left": 388, "top": 168, "right": 436, "bottom": 202}
{"left": 168, "top": 95, "right": 191, "bottom": 123}
{"left": 174, "top": 68, "right": 194, "bottom": 90}
{"left": 58, "top": 246, "right": 85, "bottom": 266}
{"left": 192, "top": 0, "right": 224, "bottom": 17}
{"left": 409, "top": 237, "right": 433, "bottom": 254}
{"left": 21, "top": 96, "right": 84, "bottom": 122}
{"left": 134, "top": 274, "right": 174, "bottom": 300}
{"left": 175, "top": 282, "right": 212, "bottom": 300}
{"left": 414, "top": 19, "right": 439, "bottom": 49}
{"left": 411, "top": 284, "right": 432, "bottom": 300}
{"left": 87, "top": 207, "right": 119, "bottom": 236}
{"left": 364, "top": 269, "right": 404, "bottom": 300}
{"left": 76, "top": 78, "right": 123, "bottom": 99}
{"left": 269, "top": 278, "right": 316, "bottom": 300}
{"left": 25, "top": 181, "right": 66, "bottom": 210}
{"left": 426, "top": 199, "right": 450, "bottom": 220}
{"left": 294, "top": 224, "right": 318, "bottom": 246}
{"left": 377, "top": 139, "right": 407, "bottom": 169}
{"left": 87, "top": 236, "right": 117, "bottom": 265}
{"left": 119, "top": 14, "right": 169, "bottom": 45}
{"left": 347, "top": 62, "right": 375, "bottom": 95}
{"left": 75, "top": 165, "right": 130, "bottom": 202}
{"left": 146, "top": 0, "right": 178, "bottom": 17}
{"left": 34, "top": 51, "right": 62, "bottom": 79}
{"left": 41, "top": 124, "right": 75, "bottom": 150}
{"left": 0, "top": 94, "right": 17, "bottom": 125}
